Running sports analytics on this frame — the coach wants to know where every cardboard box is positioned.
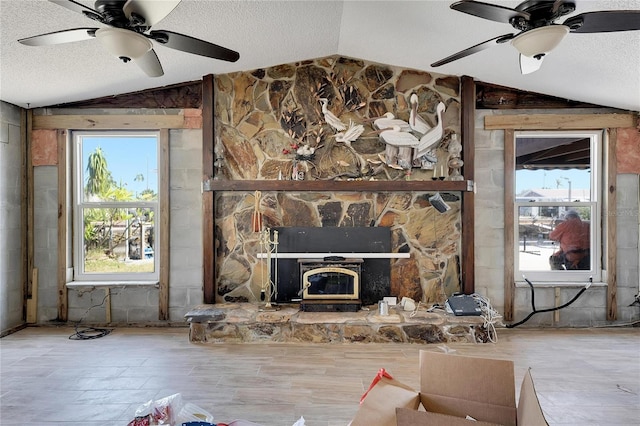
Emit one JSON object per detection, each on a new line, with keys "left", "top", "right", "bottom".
{"left": 352, "top": 351, "right": 548, "bottom": 426}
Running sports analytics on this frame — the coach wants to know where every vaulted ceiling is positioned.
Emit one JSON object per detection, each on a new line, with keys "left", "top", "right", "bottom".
{"left": 1, "top": 0, "right": 639, "bottom": 110}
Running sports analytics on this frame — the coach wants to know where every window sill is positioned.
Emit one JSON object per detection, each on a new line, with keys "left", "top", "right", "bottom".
{"left": 66, "top": 280, "right": 159, "bottom": 288}
{"left": 515, "top": 281, "right": 606, "bottom": 288}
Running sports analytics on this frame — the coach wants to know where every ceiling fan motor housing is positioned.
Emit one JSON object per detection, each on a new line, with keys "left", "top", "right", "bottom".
{"left": 94, "top": 0, "right": 132, "bottom": 28}
{"left": 511, "top": 0, "right": 576, "bottom": 31}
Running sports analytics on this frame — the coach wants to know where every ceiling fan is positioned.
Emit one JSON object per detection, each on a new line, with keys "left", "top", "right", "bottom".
{"left": 18, "top": 0, "right": 240, "bottom": 77}
{"left": 431, "top": 0, "right": 640, "bottom": 74}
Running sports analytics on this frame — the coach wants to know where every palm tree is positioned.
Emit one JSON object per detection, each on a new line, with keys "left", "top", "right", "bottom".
{"left": 85, "top": 147, "right": 110, "bottom": 196}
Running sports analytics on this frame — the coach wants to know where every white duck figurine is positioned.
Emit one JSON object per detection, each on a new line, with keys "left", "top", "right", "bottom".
{"left": 379, "top": 125, "right": 418, "bottom": 147}
{"left": 379, "top": 125, "right": 419, "bottom": 169}
{"left": 413, "top": 102, "right": 446, "bottom": 160}
{"left": 372, "top": 112, "right": 411, "bottom": 132}
{"left": 409, "top": 93, "right": 431, "bottom": 135}
{"left": 334, "top": 120, "right": 365, "bottom": 147}
{"left": 319, "top": 98, "right": 346, "bottom": 132}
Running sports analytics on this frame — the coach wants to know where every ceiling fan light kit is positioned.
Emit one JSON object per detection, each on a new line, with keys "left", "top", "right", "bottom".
{"left": 95, "top": 27, "right": 152, "bottom": 61}
{"left": 511, "top": 25, "right": 569, "bottom": 57}
{"left": 431, "top": 0, "right": 640, "bottom": 74}
{"left": 18, "top": 0, "right": 239, "bottom": 77}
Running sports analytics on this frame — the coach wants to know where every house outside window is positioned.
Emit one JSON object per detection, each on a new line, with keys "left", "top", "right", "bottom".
{"left": 72, "top": 131, "right": 160, "bottom": 282}
{"left": 514, "top": 131, "right": 602, "bottom": 283}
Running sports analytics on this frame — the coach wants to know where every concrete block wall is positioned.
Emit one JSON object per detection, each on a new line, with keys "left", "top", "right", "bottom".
{"left": 616, "top": 174, "right": 640, "bottom": 322}
{"left": 168, "top": 129, "right": 204, "bottom": 321}
{"left": 474, "top": 109, "right": 640, "bottom": 327}
{"left": 0, "top": 101, "right": 24, "bottom": 334}
{"left": 473, "top": 110, "right": 506, "bottom": 309}
{"left": 33, "top": 166, "right": 59, "bottom": 322}
{"left": 32, "top": 125, "right": 203, "bottom": 325}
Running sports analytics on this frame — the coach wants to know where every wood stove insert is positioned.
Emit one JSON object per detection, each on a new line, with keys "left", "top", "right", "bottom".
{"left": 298, "top": 258, "right": 362, "bottom": 312}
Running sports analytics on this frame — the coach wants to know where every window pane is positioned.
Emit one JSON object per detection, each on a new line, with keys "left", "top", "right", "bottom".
{"left": 81, "top": 136, "right": 158, "bottom": 202}
{"left": 516, "top": 168, "right": 591, "bottom": 202}
{"left": 515, "top": 136, "right": 591, "bottom": 202}
{"left": 82, "top": 207, "right": 155, "bottom": 274}
{"left": 518, "top": 205, "right": 592, "bottom": 271}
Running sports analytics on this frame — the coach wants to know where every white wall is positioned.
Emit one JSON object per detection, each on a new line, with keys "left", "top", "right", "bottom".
{"left": 0, "top": 101, "right": 25, "bottom": 334}
{"left": 474, "top": 109, "right": 640, "bottom": 326}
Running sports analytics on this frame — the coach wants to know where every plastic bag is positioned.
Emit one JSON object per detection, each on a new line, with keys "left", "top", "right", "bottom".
{"left": 128, "top": 393, "right": 214, "bottom": 426}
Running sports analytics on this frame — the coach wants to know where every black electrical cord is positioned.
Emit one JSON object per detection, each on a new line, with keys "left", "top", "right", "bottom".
{"left": 506, "top": 276, "right": 591, "bottom": 328}
{"left": 68, "top": 290, "right": 114, "bottom": 340}
{"left": 69, "top": 323, "right": 112, "bottom": 340}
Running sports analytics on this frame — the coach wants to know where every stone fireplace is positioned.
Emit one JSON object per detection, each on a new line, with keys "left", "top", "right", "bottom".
{"left": 212, "top": 55, "right": 465, "bottom": 308}
{"left": 215, "top": 191, "right": 462, "bottom": 306}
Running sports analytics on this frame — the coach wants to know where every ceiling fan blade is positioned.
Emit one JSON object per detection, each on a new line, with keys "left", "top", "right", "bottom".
{"left": 123, "top": 0, "right": 181, "bottom": 28}
{"left": 135, "top": 49, "right": 164, "bottom": 77}
{"left": 18, "top": 28, "right": 97, "bottom": 46}
{"left": 149, "top": 30, "right": 240, "bottom": 62}
{"left": 564, "top": 11, "right": 640, "bottom": 33}
{"left": 49, "top": 0, "right": 99, "bottom": 16}
{"left": 519, "top": 53, "right": 544, "bottom": 75}
{"left": 450, "top": 0, "right": 529, "bottom": 24}
{"left": 431, "top": 33, "right": 514, "bottom": 67}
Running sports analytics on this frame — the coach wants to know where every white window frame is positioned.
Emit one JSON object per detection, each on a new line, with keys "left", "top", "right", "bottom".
{"left": 514, "top": 130, "right": 602, "bottom": 284}
{"left": 72, "top": 131, "right": 160, "bottom": 282}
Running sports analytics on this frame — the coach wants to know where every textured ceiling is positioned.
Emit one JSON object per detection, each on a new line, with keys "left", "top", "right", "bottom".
{"left": 1, "top": 0, "right": 639, "bottom": 110}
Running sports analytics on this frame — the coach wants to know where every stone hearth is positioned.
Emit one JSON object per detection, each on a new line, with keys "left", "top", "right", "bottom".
{"left": 185, "top": 303, "right": 489, "bottom": 344}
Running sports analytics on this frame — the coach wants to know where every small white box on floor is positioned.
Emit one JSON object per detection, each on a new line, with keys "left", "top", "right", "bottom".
{"left": 383, "top": 296, "right": 397, "bottom": 306}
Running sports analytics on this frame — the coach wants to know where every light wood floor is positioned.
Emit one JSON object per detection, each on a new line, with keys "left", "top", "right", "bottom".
{"left": 1, "top": 326, "right": 638, "bottom": 425}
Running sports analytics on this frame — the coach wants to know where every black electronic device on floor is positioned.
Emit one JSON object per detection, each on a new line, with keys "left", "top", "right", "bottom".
{"left": 446, "top": 294, "right": 482, "bottom": 316}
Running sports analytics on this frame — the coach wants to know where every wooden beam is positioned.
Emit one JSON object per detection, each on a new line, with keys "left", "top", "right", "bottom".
{"left": 33, "top": 114, "right": 185, "bottom": 130}
{"left": 159, "top": 129, "right": 170, "bottom": 321}
{"left": 52, "top": 81, "right": 202, "bottom": 109}
{"left": 607, "top": 129, "right": 617, "bottom": 321}
{"left": 202, "top": 75, "right": 215, "bottom": 304}
{"left": 485, "top": 113, "right": 637, "bottom": 130}
{"left": 26, "top": 110, "right": 35, "bottom": 322}
{"left": 503, "top": 129, "right": 515, "bottom": 322}
{"left": 476, "top": 81, "right": 602, "bottom": 110}
{"left": 57, "top": 130, "right": 68, "bottom": 321}
{"left": 26, "top": 269, "right": 38, "bottom": 324}
{"left": 461, "top": 76, "right": 475, "bottom": 295}
{"left": 209, "top": 180, "right": 469, "bottom": 192}
{"left": 21, "top": 110, "right": 29, "bottom": 322}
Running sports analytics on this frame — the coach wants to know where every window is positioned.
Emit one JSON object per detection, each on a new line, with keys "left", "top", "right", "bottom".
{"left": 514, "top": 131, "right": 602, "bottom": 283}
{"left": 73, "top": 131, "right": 159, "bottom": 282}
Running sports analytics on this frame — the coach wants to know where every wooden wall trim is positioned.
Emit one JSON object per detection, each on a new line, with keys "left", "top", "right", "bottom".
{"left": 33, "top": 114, "right": 186, "bottom": 130}
{"left": 26, "top": 110, "right": 35, "bottom": 322}
{"left": 485, "top": 113, "right": 637, "bottom": 130}
{"left": 503, "top": 129, "right": 515, "bottom": 322}
{"left": 159, "top": 129, "right": 170, "bottom": 320}
{"left": 607, "top": 129, "right": 617, "bottom": 321}
{"left": 461, "top": 76, "right": 475, "bottom": 294}
{"left": 57, "top": 130, "right": 68, "bottom": 321}
{"left": 21, "top": 110, "right": 29, "bottom": 322}
{"left": 202, "top": 75, "right": 215, "bottom": 304}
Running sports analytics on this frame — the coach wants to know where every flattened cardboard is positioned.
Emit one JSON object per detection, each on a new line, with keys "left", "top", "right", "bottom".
{"left": 517, "top": 369, "right": 548, "bottom": 426}
{"left": 350, "top": 375, "right": 420, "bottom": 426}
{"left": 396, "top": 408, "right": 500, "bottom": 426}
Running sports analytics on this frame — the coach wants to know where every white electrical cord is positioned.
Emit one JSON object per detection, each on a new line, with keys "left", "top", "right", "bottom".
{"left": 471, "top": 293, "right": 502, "bottom": 343}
